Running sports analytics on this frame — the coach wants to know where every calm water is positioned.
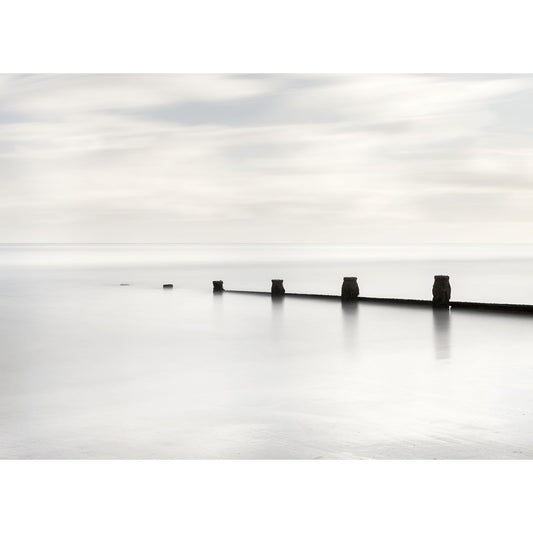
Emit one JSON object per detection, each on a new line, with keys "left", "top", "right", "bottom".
{"left": 1, "top": 243, "right": 533, "bottom": 459}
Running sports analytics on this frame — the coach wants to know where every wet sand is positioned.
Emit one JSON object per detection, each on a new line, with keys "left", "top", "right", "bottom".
{"left": 1, "top": 244, "right": 533, "bottom": 459}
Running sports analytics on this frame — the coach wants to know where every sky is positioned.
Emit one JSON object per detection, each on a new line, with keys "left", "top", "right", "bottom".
{"left": 1, "top": 73, "right": 533, "bottom": 243}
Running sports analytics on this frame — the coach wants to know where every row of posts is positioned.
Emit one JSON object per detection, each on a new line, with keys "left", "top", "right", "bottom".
{"left": 212, "top": 275, "right": 452, "bottom": 307}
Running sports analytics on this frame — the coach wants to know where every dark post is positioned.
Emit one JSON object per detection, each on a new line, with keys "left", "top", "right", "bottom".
{"left": 432, "top": 275, "right": 451, "bottom": 307}
{"left": 271, "top": 279, "right": 285, "bottom": 296}
{"left": 163, "top": 284, "right": 173, "bottom": 289}
{"left": 213, "top": 280, "right": 224, "bottom": 292}
{"left": 341, "top": 277, "right": 359, "bottom": 302}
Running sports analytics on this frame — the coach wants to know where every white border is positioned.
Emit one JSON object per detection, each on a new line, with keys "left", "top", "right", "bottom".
{"left": 1, "top": 460, "right": 532, "bottom": 532}
{"left": 1, "top": 0, "right": 533, "bottom": 72}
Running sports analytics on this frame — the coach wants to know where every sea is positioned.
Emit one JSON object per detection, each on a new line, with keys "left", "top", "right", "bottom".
{"left": 1, "top": 243, "right": 533, "bottom": 459}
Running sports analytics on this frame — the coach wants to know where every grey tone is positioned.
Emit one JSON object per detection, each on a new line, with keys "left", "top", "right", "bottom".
{"left": 2, "top": 74, "right": 533, "bottom": 243}
{"left": 3, "top": 243, "right": 533, "bottom": 459}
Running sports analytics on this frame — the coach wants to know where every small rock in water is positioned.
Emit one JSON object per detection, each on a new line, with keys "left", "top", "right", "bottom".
{"left": 163, "top": 284, "right": 173, "bottom": 289}
{"left": 120, "top": 283, "right": 130, "bottom": 286}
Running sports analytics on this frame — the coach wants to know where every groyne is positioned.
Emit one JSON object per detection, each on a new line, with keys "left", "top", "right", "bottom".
{"left": 212, "top": 277, "right": 533, "bottom": 314}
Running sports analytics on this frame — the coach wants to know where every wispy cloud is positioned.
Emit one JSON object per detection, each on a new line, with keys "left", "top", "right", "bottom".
{"left": 1, "top": 74, "right": 533, "bottom": 242}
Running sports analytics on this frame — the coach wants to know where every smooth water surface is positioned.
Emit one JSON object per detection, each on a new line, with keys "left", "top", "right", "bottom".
{"left": 1, "top": 243, "right": 533, "bottom": 459}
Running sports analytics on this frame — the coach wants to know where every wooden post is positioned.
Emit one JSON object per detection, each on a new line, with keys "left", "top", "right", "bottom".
{"left": 341, "top": 277, "right": 359, "bottom": 302}
{"left": 432, "top": 275, "right": 451, "bottom": 307}
{"left": 212, "top": 280, "right": 224, "bottom": 292}
{"left": 271, "top": 279, "right": 285, "bottom": 296}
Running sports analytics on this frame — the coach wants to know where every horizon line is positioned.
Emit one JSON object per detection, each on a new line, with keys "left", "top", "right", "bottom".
{"left": 2, "top": 242, "right": 533, "bottom": 246}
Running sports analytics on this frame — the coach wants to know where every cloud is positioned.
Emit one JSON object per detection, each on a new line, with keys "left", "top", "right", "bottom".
{"left": 1, "top": 74, "right": 533, "bottom": 242}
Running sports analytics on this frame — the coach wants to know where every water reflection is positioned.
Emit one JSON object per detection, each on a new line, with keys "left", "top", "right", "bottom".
{"left": 212, "top": 291, "right": 224, "bottom": 324}
{"left": 271, "top": 295, "right": 284, "bottom": 337}
{"left": 342, "top": 301, "right": 358, "bottom": 354}
{"left": 432, "top": 308, "right": 451, "bottom": 359}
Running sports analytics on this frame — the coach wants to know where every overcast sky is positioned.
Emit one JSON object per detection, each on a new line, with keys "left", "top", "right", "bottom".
{"left": 1, "top": 73, "right": 533, "bottom": 243}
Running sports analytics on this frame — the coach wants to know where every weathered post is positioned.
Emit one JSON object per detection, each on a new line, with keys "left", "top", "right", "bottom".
{"left": 341, "top": 277, "right": 359, "bottom": 302}
{"left": 432, "top": 275, "right": 451, "bottom": 307}
{"left": 212, "top": 280, "right": 224, "bottom": 293}
{"left": 271, "top": 279, "right": 285, "bottom": 297}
